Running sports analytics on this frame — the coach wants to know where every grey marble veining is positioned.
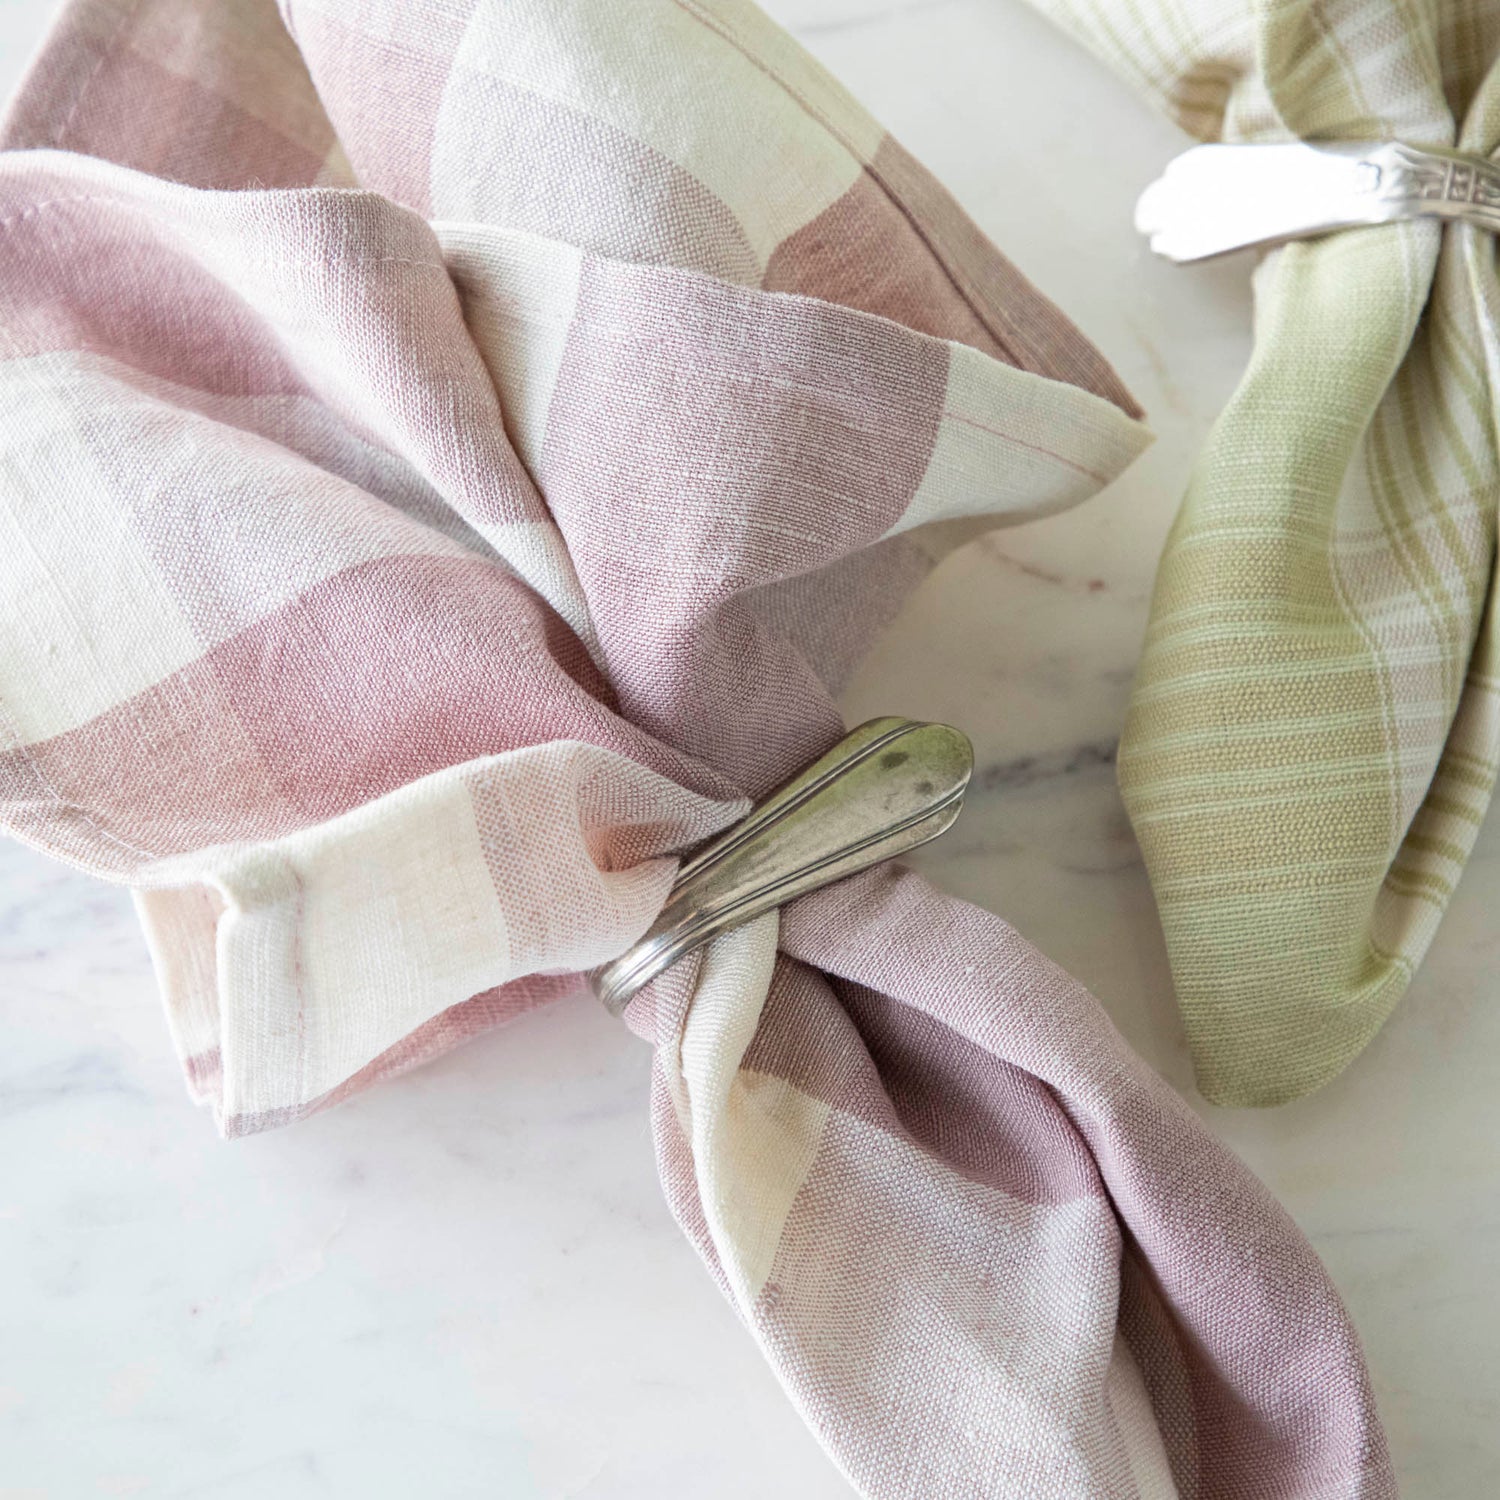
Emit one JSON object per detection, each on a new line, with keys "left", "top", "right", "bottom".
{"left": 2, "top": 0, "right": 1497, "bottom": 1494}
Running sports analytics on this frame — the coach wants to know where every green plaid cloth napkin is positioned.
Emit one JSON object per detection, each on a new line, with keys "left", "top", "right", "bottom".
{"left": 1031, "top": 0, "right": 1500, "bottom": 1104}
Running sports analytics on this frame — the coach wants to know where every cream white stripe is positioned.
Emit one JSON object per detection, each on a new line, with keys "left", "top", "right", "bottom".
{"left": 674, "top": 915, "right": 823, "bottom": 1311}
{"left": 0, "top": 352, "right": 204, "bottom": 745}
{"left": 424, "top": 0, "right": 870, "bottom": 268}
{"left": 889, "top": 342, "right": 1151, "bottom": 540}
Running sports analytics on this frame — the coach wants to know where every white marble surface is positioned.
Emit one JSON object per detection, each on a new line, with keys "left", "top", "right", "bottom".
{"left": 2, "top": 0, "right": 1497, "bottom": 1494}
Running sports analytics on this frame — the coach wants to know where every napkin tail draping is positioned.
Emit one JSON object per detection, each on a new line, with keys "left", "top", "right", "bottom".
{"left": 0, "top": 0, "right": 1393, "bottom": 1494}
{"left": 1027, "top": 0, "right": 1500, "bottom": 1105}
{"left": 638, "top": 873, "right": 1392, "bottom": 1497}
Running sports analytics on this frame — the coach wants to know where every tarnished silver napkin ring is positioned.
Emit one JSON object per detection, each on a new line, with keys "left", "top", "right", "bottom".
{"left": 1137, "top": 140, "right": 1500, "bottom": 263}
{"left": 591, "top": 717, "right": 973, "bottom": 1017}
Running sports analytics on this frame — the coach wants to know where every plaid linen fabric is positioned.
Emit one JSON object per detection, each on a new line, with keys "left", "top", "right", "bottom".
{"left": 0, "top": 1, "right": 1394, "bottom": 1494}
{"left": 1027, "top": 0, "right": 1500, "bottom": 1106}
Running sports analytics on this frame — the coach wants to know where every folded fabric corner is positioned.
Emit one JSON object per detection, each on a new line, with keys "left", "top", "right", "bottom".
{"left": 131, "top": 742, "right": 743, "bottom": 1135}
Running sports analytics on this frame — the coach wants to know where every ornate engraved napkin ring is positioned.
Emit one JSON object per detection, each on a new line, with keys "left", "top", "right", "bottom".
{"left": 1137, "top": 140, "right": 1500, "bottom": 263}
{"left": 592, "top": 717, "right": 973, "bottom": 1016}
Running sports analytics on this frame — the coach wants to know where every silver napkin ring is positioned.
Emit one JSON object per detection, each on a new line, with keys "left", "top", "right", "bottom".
{"left": 591, "top": 717, "right": 973, "bottom": 1016}
{"left": 1137, "top": 140, "right": 1500, "bottom": 263}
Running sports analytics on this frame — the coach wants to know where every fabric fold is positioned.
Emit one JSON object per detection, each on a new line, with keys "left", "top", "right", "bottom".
{"left": 133, "top": 740, "right": 746, "bottom": 1131}
{"left": 0, "top": 0, "right": 1393, "bottom": 1494}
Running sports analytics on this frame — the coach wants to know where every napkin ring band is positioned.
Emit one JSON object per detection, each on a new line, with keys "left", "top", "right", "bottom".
{"left": 591, "top": 717, "right": 973, "bottom": 1016}
{"left": 1137, "top": 140, "right": 1500, "bottom": 263}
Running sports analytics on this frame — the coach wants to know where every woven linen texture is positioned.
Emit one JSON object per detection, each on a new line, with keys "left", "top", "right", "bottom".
{"left": 1026, "top": 0, "right": 1500, "bottom": 1105}
{"left": 0, "top": 1, "right": 1392, "bottom": 1494}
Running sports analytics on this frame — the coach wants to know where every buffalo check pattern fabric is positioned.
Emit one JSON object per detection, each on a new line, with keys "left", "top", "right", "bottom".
{"left": 1029, "top": 0, "right": 1500, "bottom": 1107}
{"left": 0, "top": 1, "right": 1393, "bottom": 1495}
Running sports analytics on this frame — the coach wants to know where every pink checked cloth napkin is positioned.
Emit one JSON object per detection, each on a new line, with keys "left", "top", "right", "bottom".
{"left": 0, "top": 0, "right": 1394, "bottom": 1494}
